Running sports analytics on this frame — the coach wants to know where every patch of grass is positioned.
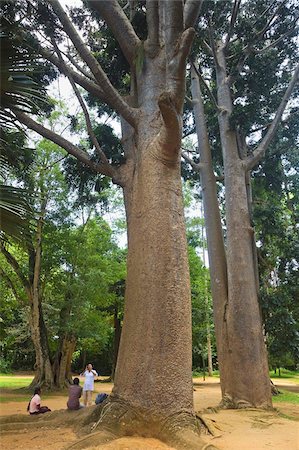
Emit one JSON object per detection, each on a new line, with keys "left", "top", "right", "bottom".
{"left": 273, "top": 390, "right": 299, "bottom": 405}
{"left": 0, "top": 395, "right": 29, "bottom": 403}
{"left": 270, "top": 369, "right": 299, "bottom": 383}
{"left": 0, "top": 376, "right": 33, "bottom": 389}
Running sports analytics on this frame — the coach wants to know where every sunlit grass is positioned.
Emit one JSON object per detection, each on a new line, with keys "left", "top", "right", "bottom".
{"left": 273, "top": 390, "right": 299, "bottom": 405}
{"left": 270, "top": 369, "right": 299, "bottom": 384}
{"left": 0, "top": 375, "right": 33, "bottom": 389}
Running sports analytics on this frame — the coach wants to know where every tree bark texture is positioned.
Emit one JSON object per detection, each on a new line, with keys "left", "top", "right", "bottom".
{"left": 28, "top": 213, "right": 54, "bottom": 389}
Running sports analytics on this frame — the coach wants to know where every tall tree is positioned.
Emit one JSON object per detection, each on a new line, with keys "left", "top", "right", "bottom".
{"left": 183, "top": 0, "right": 298, "bottom": 408}
{"left": 1, "top": 1, "right": 214, "bottom": 448}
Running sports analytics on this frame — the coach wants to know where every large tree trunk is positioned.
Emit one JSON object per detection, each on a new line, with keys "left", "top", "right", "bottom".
{"left": 53, "top": 334, "right": 76, "bottom": 388}
{"left": 28, "top": 210, "right": 54, "bottom": 389}
{"left": 90, "top": 37, "right": 213, "bottom": 449}
{"left": 215, "top": 44, "right": 272, "bottom": 408}
{"left": 29, "top": 295, "right": 54, "bottom": 389}
{"left": 52, "top": 287, "right": 75, "bottom": 388}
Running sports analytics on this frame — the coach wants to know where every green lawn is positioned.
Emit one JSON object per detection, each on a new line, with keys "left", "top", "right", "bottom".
{"left": 270, "top": 369, "right": 299, "bottom": 383}
{"left": 0, "top": 375, "right": 34, "bottom": 389}
{"left": 273, "top": 390, "right": 299, "bottom": 405}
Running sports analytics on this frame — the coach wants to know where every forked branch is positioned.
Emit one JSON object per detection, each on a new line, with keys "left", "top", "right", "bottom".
{"left": 246, "top": 64, "right": 299, "bottom": 171}
{"left": 13, "top": 110, "right": 113, "bottom": 178}
{"left": 184, "top": 0, "right": 203, "bottom": 29}
{"left": 48, "top": 0, "right": 138, "bottom": 127}
{"left": 87, "top": 0, "right": 141, "bottom": 66}
{"left": 51, "top": 40, "right": 115, "bottom": 179}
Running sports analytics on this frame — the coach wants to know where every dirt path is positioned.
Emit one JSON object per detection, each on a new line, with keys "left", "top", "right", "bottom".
{"left": 0, "top": 377, "right": 298, "bottom": 450}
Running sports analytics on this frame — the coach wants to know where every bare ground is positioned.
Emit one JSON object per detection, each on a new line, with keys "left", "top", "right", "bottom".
{"left": 0, "top": 377, "right": 298, "bottom": 450}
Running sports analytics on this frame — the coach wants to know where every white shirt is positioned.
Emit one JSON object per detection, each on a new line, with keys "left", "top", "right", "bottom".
{"left": 83, "top": 369, "right": 98, "bottom": 391}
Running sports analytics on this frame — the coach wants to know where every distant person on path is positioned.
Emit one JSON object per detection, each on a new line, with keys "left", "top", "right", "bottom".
{"left": 27, "top": 387, "right": 51, "bottom": 415}
{"left": 67, "top": 377, "right": 83, "bottom": 410}
{"left": 81, "top": 363, "right": 98, "bottom": 406}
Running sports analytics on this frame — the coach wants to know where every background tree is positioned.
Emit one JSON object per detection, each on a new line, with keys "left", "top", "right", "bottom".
{"left": 183, "top": 0, "right": 298, "bottom": 408}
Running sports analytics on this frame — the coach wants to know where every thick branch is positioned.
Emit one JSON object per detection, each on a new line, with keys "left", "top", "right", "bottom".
{"left": 181, "top": 152, "right": 201, "bottom": 172}
{"left": 157, "top": 92, "right": 181, "bottom": 157}
{"left": 13, "top": 110, "right": 113, "bottom": 177}
{"left": 0, "top": 267, "right": 25, "bottom": 304}
{"left": 87, "top": 0, "right": 140, "bottom": 66}
{"left": 52, "top": 40, "right": 116, "bottom": 179}
{"left": 184, "top": 0, "right": 203, "bottom": 29}
{"left": 165, "top": 0, "right": 184, "bottom": 56}
{"left": 0, "top": 242, "right": 31, "bottom": 295}
{"left": 246, "top": 65, "right": 299, "bottom": 171}
{"left": 168, "top": 28, "right": 195, "bottom": 111}
{"left": 37, "top": 45, "right": 107, "bottom": 101}
{"left": 146, "top": 0, "right": 160, "bottom": 57}
{"left": 48, "top": 0, "right": 137, "bottom": 127}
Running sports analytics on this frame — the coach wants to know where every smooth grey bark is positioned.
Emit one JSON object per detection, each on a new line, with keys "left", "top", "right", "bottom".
{"left": 190, "top": 65, "right": 228, "bottom": 390}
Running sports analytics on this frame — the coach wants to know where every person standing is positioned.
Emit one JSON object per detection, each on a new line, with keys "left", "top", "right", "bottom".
{"left": 81, "top": 363, "right": 98, "bottom": 406}
{"left": 67, "top": 377, "right": 83, "bottom": 410}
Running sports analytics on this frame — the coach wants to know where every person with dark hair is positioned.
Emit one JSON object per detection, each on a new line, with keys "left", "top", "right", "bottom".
{"left": 81, "top": 364, "right": 98, "bottom": 406}
{"left": 67, "top": 377, "right": 83, "bottom": 410}
{"left": 27, "top": 387, "right": 51, "bottom": 415}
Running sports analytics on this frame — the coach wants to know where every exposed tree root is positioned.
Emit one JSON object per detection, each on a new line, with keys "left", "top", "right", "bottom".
{"left": 67, "top": 397, "right": 219, "bottom": 450}
{"left": 219, "top": 395, "right": 273, "bottom": 410}
{"left": 0, "top": 399, "right": 219, "bottom": 449}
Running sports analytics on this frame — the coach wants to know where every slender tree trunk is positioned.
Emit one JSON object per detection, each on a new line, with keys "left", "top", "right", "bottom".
{"left": 111, "top": 306, "right": 122, "bottom": 381}
{"left": 215, "top": 44, "right": 271, "bottom": 408}
{"left": 191, "top": 66, "right": 227, "bottom": 385}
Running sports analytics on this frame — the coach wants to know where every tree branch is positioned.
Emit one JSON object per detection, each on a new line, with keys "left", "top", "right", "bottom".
{"left": 246, "top": 64, "right": 299, "bottom": 171}
{"left": 48, "top": 0, "right": 138, "bottom": 127}
{"left": 181, "top": 151, "right": 201, "bottom": 172}
{"left": 165, "top": 0, "right": 184, "bottom": 56}
{"left": 224, "top": 0, "right": 241, "bottom": 49}
{"left": 0, "top": 267, "right": 25, "bottom": 304}
{"left": 87, "top": 0, "right": 141, "bottom": 66}
{"left": 51, "top": 40, "right": 116, "bottom": 179}
{"left": 191, "top": 61, "right": 219, "bottom": 110}
{"left": 13, "top": 109, "right": 113, "bottom": 178}
{"left": 146, "top": 0, "right": 160, "bottom": 57}
{"left": 257, "top": 26, "right": 299, "bottom": 54}
{"left": 0, "top": 242, "right": 31, "bottom": 295}
{"left": 168, "top": 28, "right": 195, "bottom": 111}
{"left": 36, "top": 44, "right": 107, "bottom": 102}
{"left": 184, "top": 0, "right": 203, "bottom": 29}
{"left": 65, "top": 51, "right": 95, "bottom": 81}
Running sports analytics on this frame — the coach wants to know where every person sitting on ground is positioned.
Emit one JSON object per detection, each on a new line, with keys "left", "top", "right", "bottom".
{"left": 67, "top": 377, "right": 83, "bottom": 410}
{"left": 27, "top": 387, "right": 51, "bottom": 415}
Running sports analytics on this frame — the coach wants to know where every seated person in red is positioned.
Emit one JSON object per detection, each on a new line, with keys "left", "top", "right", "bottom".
{"left": 67, "top": 377, "right": 83, "bottom": 410}
{"left": 28, "top": 387, "right": 51, "bottom": 415}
